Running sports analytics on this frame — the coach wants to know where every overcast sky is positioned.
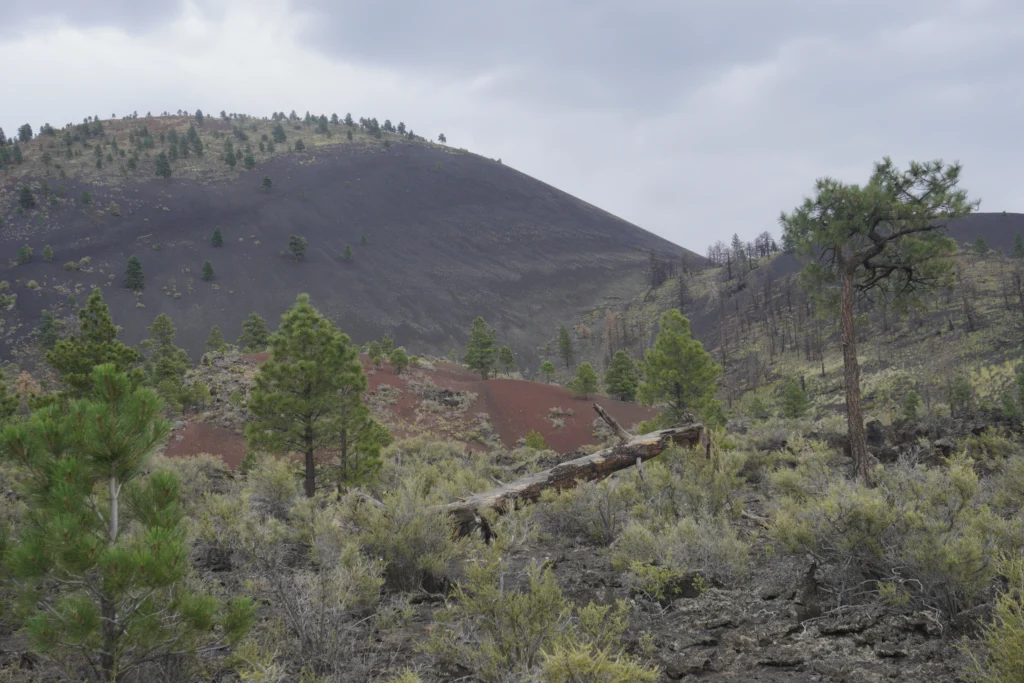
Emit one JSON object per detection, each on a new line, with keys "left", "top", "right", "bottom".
{"left": 2, "top": 0, "right": 1022, "bottom": 251}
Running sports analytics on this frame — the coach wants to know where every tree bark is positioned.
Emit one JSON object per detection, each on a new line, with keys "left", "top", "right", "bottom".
{"left": 303, "top": 424, "right": 315, "bottom": 498}
{"left": 100, "top": 594, "right": 117, "bottom": 681}
{"left": 840, "top": 268, "right": 871, "bottom": 483}
{"left": 436, "top": 415, "right": 709, "bottom": 538}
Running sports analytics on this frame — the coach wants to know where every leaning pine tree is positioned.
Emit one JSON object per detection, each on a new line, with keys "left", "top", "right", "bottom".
{"left": 0, "top": 365, "right": 254, "bottom": 681}
{"left": 780, "top": 157, "right": 977, "bottom": 482}
{"left": 246, "top": 293, "right": 370, "bottom": 497}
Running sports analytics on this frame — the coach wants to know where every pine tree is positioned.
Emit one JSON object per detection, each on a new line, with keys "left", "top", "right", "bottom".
{"left": 367, "top": 341, "right": 383, "bottom": 368}
{"left": 262, "top": 176, "right": 273, "bottom": 190}
{"left": 903, "top": 390, "right": 921, "bottom": 421}
{"left": 18, "top": 184, "right": 35, "bottom": 209}
{"left": 781, "top": 157, "right": 976, "bottom": 482}
{"left": 141, "top": 313, "right": 190, "bottom": 384}
{"left": 343, "top": 244, "right": 352, "bottom": 260}
{"left": 974, "top": 236, "right": 989, "bottom": 255}
{"left": 294, "top": 139, "right": 306, "bottom": 152}
{"left": 243, "top": 152, "right": 255, "bottom": 170}
{"left": 42, "top": 245, "right": 53, "bottom": 262}
{"left": 46, "top": 288, "right": 143, "bottom": 396}
{"left": 202, "top": 260, "right": 215, "bottom": 281}
{"left": 381, "top": 333, "right": 394, "bottom": 355}
{"left": 37, "top": 310, "right": 59, "bottom": 350}
{"left": 188, "top": 124, "right": 204, "bottom": 156}
{"left": 155, "top": 151, "right": 172, "bottom": 179}
{"left": 638, "top": 310, "right": 722, "bottom": 426}
{"left": 123, "top": 255, "right": 144, "bottom": 291}
{"left": 780, "top": 377, "right": 810, "bottom": 418}
{"left": 205, "top": 326, "right": 227, "bottom": 354}
{"left": 464, "top": 316, "right": 497, "bottom": 380}
{"left": 289, "top": 235, "right": 307, "bottom": 261}
{"left": 237, "top": 312, "right": 270, "bottom": 352}
{"left": 390, "top": 347, "right": 409, "bottom": 375}
{"left": 540, "top": 360, "right": 556, "bottom": 383}
{"left": 499, "top": 346, "right": 516, "bottom": 376}
{"left": 570, "top": 362, "right": 599, "bottom": 399}
{"left": 604, "top": 350, "right": 638, "bottom": 401}
{"left": 0, "top": 365, "right": 254, "bottom": 680}
{"left": 246, "top": 294, "right": 374, "bottom": 496}
{"left": 16, "top": 245, "right": 32, "bottom": 264}
{"left": 211, "top": 227, "right": 223, "bottom": 247}
{"left": 557, "top": 324, "right": 574, "bottom": 368}
{"left": 360, "top": 234, "right": 368, "bottom": 246}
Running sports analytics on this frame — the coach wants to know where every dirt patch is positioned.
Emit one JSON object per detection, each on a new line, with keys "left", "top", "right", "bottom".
{"left": 165, "top": 422, "right": 248, "bottom": 469}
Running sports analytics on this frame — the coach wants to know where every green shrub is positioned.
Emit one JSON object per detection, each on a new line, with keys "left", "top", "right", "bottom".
{"left": 378, "top": 437, "right": 491, "bottom": 504}
{"left": 641, "top": 443, "right": 746, "bottom": 522}
{"left": 148, "top": 452, "right": 230, "bottom": 511}
{"left": 769, "top": 453, "right": 1008, "bottom": 616}
{"left": 244, "top": 455, "right": 300, "bottom": 521}
{"left": 196, "top": 493, "right": 383, "bottom": 674}
{"left": 426, "top": 550, "right": 656, "bottom": 682}
{"left": 360, "top": 475, "right": 470, "bottom": 591}
{"left": 967, "top": 555, "right": 1024, "bottom": 683}
{"left": 537, "top": 477, "right": 642, "bottom": 545}
{"left": 541, "top": 642, "right": 659, "bottom": 683}
{"left": 611, "top": 517, "right": 751, "bottom": 591}
{"left": 524, "top": 429, "right": 547, "bottom": 450}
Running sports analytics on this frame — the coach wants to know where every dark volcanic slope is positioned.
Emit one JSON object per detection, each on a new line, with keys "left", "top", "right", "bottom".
{"left": 1, "top": 142, "right": 686, "bottom": 367}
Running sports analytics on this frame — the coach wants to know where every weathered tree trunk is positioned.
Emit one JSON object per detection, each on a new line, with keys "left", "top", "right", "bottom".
{"left": 100, "top": 595, "right": 117, "bottom": 681}
{"left": 437, "top": 406, "right": 709, "bottom": 537}
{"left": 304, "top": 425, "right": 315, "bottom": 498}
{"left": 840, "top": 268, "right": 870, "bottom": 483}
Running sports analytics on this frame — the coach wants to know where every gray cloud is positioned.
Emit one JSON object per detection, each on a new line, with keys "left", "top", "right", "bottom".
{"left": 0, "top": 0, "right": 183, "bottom": 36}
{"left": 2, "top": 0, "right": 1022, "bottom": 251}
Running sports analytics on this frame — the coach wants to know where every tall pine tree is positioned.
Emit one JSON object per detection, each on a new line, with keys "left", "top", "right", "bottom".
{"left": 211, "top": 227, "right": 223, "bottom": 247}
{"left": 781, "top": 157, "right": 976, "bottom": 482}
{"left": 245, "top": 294, "right": 373, "bottom": 496}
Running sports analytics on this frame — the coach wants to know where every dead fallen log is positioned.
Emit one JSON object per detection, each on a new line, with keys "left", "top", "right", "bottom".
{"left": 436, "top": 404, "right": 709, "bottom": 538}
